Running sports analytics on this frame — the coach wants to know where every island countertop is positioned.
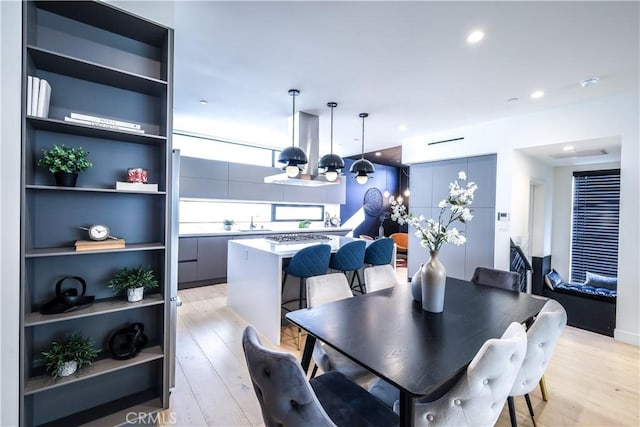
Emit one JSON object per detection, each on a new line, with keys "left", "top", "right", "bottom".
{"left": 179, "top": 227, "right": 352, "bottom": 238}
{"left": 227, "top": 235, "right": 395, "bottom": 344}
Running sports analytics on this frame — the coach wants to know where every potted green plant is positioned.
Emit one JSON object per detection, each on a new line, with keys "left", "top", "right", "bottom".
{"left": 223, "top": 219, "right": 234, "bottom": 231}
{"left": 108, "top": 266, "right": 159, "bottom": 302}
{"left": 41, "top": 332, "right": 100, "bottom": 378}
{"left": 38, "top": 144, "right": 92, "bottom": 187}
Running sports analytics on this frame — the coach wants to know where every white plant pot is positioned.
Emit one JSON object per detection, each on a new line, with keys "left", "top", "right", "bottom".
{"left": 58, "top": 360, "right": 78, "bottom": 377}
{"left": 127, "top": 287, "right": 144, "bottom": 302}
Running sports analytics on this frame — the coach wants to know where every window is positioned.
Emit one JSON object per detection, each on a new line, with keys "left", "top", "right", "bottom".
{"left": 570, "top": 169, "right": 620, "bottom": 283}
{"left": 173, "top": 132, "right": 276, "bottom": 167}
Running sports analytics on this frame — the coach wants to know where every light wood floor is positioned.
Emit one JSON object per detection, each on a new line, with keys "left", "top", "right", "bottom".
{"left": 161, "top": 280, "right": 639, "bottom": 427}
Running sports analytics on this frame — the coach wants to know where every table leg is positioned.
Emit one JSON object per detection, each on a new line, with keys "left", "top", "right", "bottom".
{"left": 398, "top": 391, "right": 415, "bottom": 427}
{"left": 300, "top": 334, "right": 316, "bottom": 374}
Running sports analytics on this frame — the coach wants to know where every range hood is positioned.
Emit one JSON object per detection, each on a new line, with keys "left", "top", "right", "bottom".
{"left": 264, "top": 111, "right": 341, "bottom": 186}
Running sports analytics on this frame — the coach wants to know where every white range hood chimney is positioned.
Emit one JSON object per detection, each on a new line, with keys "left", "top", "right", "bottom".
{"left": 264, "top": 111, "right": 341, "bottom": 186}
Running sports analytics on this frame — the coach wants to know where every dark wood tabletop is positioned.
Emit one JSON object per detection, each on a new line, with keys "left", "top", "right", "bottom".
{"left": 286, "top": 277, "right": 547, "bottom": 427}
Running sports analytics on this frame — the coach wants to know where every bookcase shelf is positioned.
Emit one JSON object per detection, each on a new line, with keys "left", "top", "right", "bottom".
{"left": 28, "top": 46, "right": 167, "bottom": 96}
{"left": 20, "top": 1, "right": 174, "bottom": 425}
{"left": 24, "top": 345, "right": 164, "bottom": 395}
{"left": 26, "top": 184, "right": 166, "bottom": 195}
{"left": 25, "top": 293, "right": 164, "bottom": 327}
{"left": 27, "top": 116, "right": 166, "bottom": 144}
{"left": 25, "top": 243, "right": 165, "bottom": 258}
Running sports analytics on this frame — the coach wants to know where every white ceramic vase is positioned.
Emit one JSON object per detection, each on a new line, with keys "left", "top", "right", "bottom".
{"left": 127, "top": 287, "right": 144, "bottom": 302}
{"left": 58, "top": 360, "right": 78, "bottom": 377}
{"left": 421, "top": 251, "right": 446, "bottom": 313}
{"left": 410, "top": 264, "right": 423, "bottom": 302}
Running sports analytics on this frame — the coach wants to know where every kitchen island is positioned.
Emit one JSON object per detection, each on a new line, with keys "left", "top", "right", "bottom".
{"left": 227, "top": 235, "right": 394, "bottom": 344}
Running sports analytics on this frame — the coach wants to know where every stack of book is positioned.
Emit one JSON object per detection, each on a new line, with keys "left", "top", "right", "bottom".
{"left": 115, "top": 181, "right": 158, "bottom": 192}
{"left": 64, "top": 113, "right": 145, "bottom": 134}
{"left": 75, "top": 238, "right": 126, "bottom": 252}
{"left": 27, "top": 76, "right": 52, "bottom": 118}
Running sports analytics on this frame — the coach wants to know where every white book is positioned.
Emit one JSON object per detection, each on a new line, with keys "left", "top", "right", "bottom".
{"left": 115, "top": 181, "right": 158, "bottom": 192}
{"left": 64, "top": 116, "right": 145, "bottom": 134}
{"left": 70, "top": 112, "right": 141, "bottom": 130}
{"left": 36, "top": 79, "right": 51, "bottom": 118}
{"left": 30, "top": 76, "right": 40, "bottom": 116}
{"left": 27, "top": 76, "right": 33, "bottom": 116}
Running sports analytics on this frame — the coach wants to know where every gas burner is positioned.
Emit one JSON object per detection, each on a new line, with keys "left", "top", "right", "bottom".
{"left": 264, "top": 233, "right": 331, "bottom": 243}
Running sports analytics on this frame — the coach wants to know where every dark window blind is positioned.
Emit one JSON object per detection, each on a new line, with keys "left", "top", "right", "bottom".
{"left": 570, "top": 169, "right": 620, "bottom": 283}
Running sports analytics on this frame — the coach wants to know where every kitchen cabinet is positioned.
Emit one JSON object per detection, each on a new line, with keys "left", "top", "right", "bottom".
{"left": 408, "top": 155, "right": 496, "bottom": 280}
{"left": 20, "top": 2, "right": 173, "bottom": 425}
{"left": 195, "top": 237, "right": 228, "bottom": 281}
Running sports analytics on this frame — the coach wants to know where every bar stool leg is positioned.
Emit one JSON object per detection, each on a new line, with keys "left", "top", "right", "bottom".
{"left": 296, "top": 277, "right": 305, "bottom": 350}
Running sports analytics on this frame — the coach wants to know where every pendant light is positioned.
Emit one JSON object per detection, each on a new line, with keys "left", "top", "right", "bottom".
{"left": 278, "top": 89, "right": 307, "bottom": 178}
{"left": 318, "top": 102, "right": 345, "bottom": 182}
{"left": 349, "top": 112, "right": 375, "bottom": 185}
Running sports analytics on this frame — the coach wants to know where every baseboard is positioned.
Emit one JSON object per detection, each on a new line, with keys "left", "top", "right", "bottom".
{"left": 614, "top": 328, "right": 640, "bottom": 346}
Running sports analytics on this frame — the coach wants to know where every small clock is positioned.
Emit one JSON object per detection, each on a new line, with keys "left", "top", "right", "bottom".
{"left": 87, "top": 224, "right": 110, "bottom": 241}
{"left": 330, "top": 216, "right": 340, "bottom": 226}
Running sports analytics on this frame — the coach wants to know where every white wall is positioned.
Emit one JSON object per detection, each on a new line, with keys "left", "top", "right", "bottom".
{"left": 551, "top": 162, "right": 621, "bottom": 281}
{"left": 1, "top": 1, "right": 23, "bottom": 425}
{"left": 403, "top": 91, "right": 640, "bottom": 345}
{"left": 510, "top": 151, "right": 554, "bottom": 257}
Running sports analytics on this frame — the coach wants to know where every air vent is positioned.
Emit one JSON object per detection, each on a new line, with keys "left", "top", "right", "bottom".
{"left": 550, "top": 149, "right": 607, "bottom": 159}
{"left": 427, "top": 137, "right": 464, "bottom": 146}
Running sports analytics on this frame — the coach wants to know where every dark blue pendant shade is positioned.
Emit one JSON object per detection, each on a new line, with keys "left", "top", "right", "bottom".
{"left": 349, "top": 158, "right": 375, "bottom": 175}
{"left": 278, "top": 146, "right": 308, "bottom": 167}
{"left": 319, "top": 153, "right": 345, "bottom": 171}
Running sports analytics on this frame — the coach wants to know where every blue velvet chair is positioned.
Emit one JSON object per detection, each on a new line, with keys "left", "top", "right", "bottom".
{"left": 329, "top": 240, "right": 366, "bottom": 294}
{"left": 364, "top": 237, "right": 395, "bottom": 266}
{"left": 282, "top": 244, "right": 331, "bottom": 349}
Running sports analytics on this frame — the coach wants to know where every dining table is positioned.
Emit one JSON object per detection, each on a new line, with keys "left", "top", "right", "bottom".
{"left": 285, "top": 277, "right": 548, "bottom": 427}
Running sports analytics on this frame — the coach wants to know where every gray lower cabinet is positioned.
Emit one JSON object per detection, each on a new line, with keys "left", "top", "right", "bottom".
{"left": 196, "top": 237, "right": 229, "bottom": 281}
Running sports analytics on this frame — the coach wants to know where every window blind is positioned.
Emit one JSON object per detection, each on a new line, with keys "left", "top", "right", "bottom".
{"left": 570, "top": 169, "right": 620, "bottom": 283}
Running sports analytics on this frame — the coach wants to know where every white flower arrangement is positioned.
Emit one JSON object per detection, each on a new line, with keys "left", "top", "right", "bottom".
{"left": 391, "top": 171, "right": 478, "bottom": 252}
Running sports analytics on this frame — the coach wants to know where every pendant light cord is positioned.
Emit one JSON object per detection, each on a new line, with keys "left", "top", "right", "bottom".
{"left": 291, "top": 92, "right": 296, "bottom": 148}
{"left": 330, "top": 104, "right": 334, "bottom": 154}
{"left": 360, "top": 114, "right": 365, "bottom": 159}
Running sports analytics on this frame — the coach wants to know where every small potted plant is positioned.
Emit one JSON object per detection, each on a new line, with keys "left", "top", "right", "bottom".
{"left": 223, "top": 219, "right": 234, "bottom": 231}
{"left": 41, "top": 332, "right": 100, "bottom": 378}
{"left": 108, "top": 266, "right": 158, "bottom": 302}
{"left": 38, "top": 144, "right": 92, "bottom": 187}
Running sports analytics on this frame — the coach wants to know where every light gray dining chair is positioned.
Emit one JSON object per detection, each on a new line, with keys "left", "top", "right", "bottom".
{"left": 507, "top": 299, "right": 567, "bottom": 427}
{"left": 364, "top": 264, "right": 399, "bottom": 293}
{"left": 306, "top": 273, "right": 376, "bottom": 385}
{"left": 242, "top": 325, "right": 398, "bottom": 427}
{"left": 369, "top": 322, "right": 528, "bottom": 427}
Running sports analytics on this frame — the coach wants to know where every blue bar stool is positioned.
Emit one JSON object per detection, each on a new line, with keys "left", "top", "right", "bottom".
{"left": 329, "top": 240, "right": 366, "bottom": 294}
{"left": 364, "top": 237, "right": 395, "bottom": 267}
{"left": 282, "top": 244, "right": 331, "bottom": 348}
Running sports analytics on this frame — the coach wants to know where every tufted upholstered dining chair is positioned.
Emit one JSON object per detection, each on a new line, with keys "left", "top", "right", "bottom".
{"left": 369, "top": 322, "right": 528, "bottom": 426}
{"left": 364, "top": 264, "right": 400, "bottom": 293}
{"left": 329, "top": 240, "right": 366, "bottom": 294}
{"left": 507, "top": 299, "right": 567, "bottom": 427}
{"left": 242, "top": 325, "right": 398, "bottom": 427}
{"left": 471, "top": 266, "right": 521, "bottom": 292}
{"left": 306, "top": 273, "right": 376, "bottom": 385}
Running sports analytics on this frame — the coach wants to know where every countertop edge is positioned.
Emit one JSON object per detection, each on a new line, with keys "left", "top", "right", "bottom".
{"left": 179, "top": 227, "right": 352, "bottom": 238}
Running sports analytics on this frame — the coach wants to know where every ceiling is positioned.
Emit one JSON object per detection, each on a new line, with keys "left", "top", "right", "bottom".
{"left": 172, "top": 1, "right": 639, "bottom": 165}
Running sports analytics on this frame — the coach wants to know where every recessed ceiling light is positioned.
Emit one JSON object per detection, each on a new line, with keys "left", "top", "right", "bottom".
{"left": 579, "top": 77, "right": 600, "bottom": 88}
{"left": 467, "top": 30, "right": 485, "bottom": 44}
{"left": 531, "top": 90, "right": 544, "bottom": 99}
{"left": 563, "top": 145, "right": 574, "bottom": 152}
{"left": 375, "top": 152, "right": 382, "bottom": 156}
{"left": 399, "top": 124, "right": 408, "bottom": 132}
{"left": 199, "top": 100, "right": 208, "bottom": 105}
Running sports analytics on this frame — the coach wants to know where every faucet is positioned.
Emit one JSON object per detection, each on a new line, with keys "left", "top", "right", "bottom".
{"left": 250, "top": 216, "right": 257, "bottom": 230}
